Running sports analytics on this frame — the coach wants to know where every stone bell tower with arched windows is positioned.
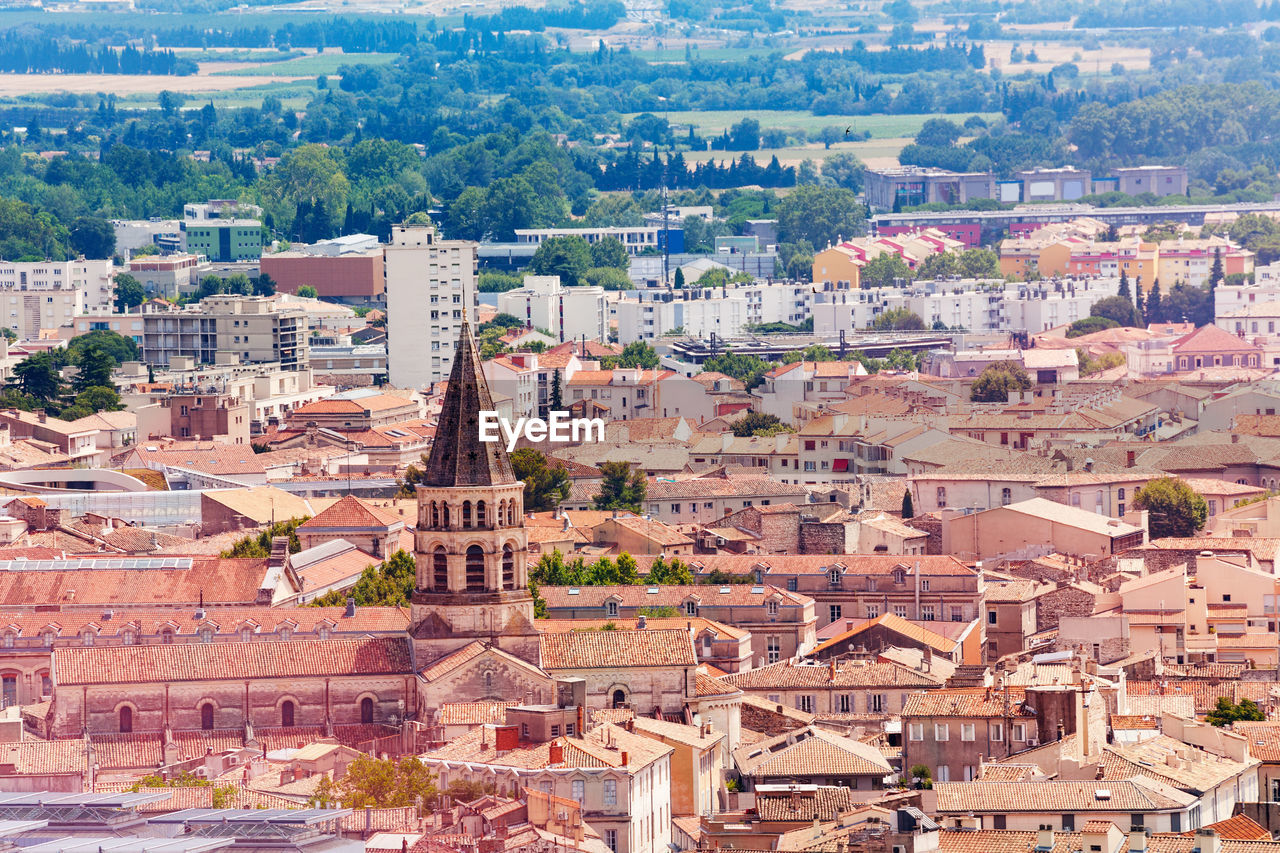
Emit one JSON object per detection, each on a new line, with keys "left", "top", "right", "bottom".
{"left": 409, "top": 314, "right": 539, "bottom": 665}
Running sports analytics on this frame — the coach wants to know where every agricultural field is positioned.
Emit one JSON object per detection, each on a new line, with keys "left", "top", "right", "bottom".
{"left": 212, "top": 51, "right": 398, "bottom": 76}
{"left": 627, "top": 110, "right": 1001, "bottom": 139}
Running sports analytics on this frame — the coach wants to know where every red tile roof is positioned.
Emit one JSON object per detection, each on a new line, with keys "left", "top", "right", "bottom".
{"left": 903, "top": 688, "right": 1037, "bottom": 718}
{"left": 0, "top": 738, "right": 88, "bottom": 775}
{"left": 0, "top": 557, "right": 274, "bottom": 608}
{"left": 54, "top": 637, "right": 412, "bottom": 686}
{"left": 300, "top": 495, "right": 403, "bottom": 530}
{"left": 627, "top": 553, "right": 977, "bottom": 578}
{"left": 539, "top": 628, "right": 696, "bottom": 669}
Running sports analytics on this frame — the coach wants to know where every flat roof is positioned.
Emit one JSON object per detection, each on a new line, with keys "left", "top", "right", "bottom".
{"left": 19, "top": 839, "right": 231, "bottom": 853}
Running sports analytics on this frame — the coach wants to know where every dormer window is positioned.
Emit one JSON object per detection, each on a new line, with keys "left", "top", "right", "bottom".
{"left": 828, "top": 568, "right": 841, "bottom": 585}
{"left": 606, "top": 601, "right": 619, "bottom": 618}
{"left": 42, "top": 631, "right": 55, "bottom": 647}
{"left": 892, "top": 569, "right": 907, "bottom": 585}
{"left": 767, "top": 600, "right": 779, "bottom": 616}
{"left": 82, "top": 630, "right": 94, "bottom": 646}
{"left": 279, "top": 626, "right": 292, "bottom": 640}
{"left": 199, "top": 627, "right": 214, "bottom": 643}
{"left": 317, "top": 626, "right": 330, "bottom": 641}
{"left": 160, "top": 629, "right": 174, "bottom": 644}
{"left": 239, "top": 627, "right": 253, "bottom": 642}
{"left": 2, "top": 633, "right": 13, "bottom": 649}
{"left": 685, "top": 601, "right": 697, "bottom": 616}
{"left": 122, "top": 630, "right": 136, "bottom": 646}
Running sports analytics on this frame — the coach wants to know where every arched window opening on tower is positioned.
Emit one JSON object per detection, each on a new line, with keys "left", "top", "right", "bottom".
{"left": 200, "top": 703, "right": 214, "bottom": 731}
{"left": 281, "top": 700, "right": 295, "bottom": 727}
{"left": 466, "top": 545, "right": 485, "bottom": 591}
{"left": 433, "top": 547, "right": 448, "bottom": 591}
{"left": 119, "top": 706, "right": 132, "bottom": 733}
{"left": 503, "top": 544, "right": 515, "bottom": 590}
{"left": 462, "top": 501, "right": 472, "bottom": 529}
{"left": 431, "top": 501, "right": 440, "bottom": 528}
{"left": 477, "top": 500, "right": 487, "bottom": 528}
{"left": 361, "top": 697, "right": 374, "bottom": 724}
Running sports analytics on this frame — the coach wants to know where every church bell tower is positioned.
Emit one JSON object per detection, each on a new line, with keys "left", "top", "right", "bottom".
{"left": 409, "top": 314, "right": 539, "bottom": 664}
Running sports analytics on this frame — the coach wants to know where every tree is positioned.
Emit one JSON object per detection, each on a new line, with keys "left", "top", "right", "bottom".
{"left": 1147, "top": 280, "right": 1163, "bottom": 323}
{"left": 1089, "top": 296, "right": 1141, "bottom": 327}
{"left": 529, "top": 236, "right": 593, "bottom": 287}
{"left": 914, "top": 118, "right": 962, "bottom": 148}
{"left": 1206, "top": 696, "right": 1266, "bottom": 727}
{"left": 822, "top": 153, "right": 864, "bottom": 191}
{"left": 582, "top": 267, "right": 633, "bottom": 291}
{"left": 297, "top": 285, "right": 318, "bottom": 298}
{"left": 1209, "top": 248, "right": 1225, "bottom": 292}
{"left": 113, "top": 273, "right": 145, "bottom": 312}
{"left": 69, "top": 216, "right": 116, "bottom": 258}
{"left": 589, "top": 237, "right": 629, "bottom": 270}
{"left": 312, "top": 550, "right": 413, "bottom": 607}
{"left": 1117, "top": 268, "right": 1130, "bottom": 298}
{"left": 396, "top": 455, "right": 428, "bottom": 498}
{"left": 647, "top": 555, "right": 694, "bottom": 584}
{"left": 673, "top": 268, "right": 685, "bottom": 289}
{"left": 9, "top": 352, "right": 64, "bottom": 404}
{"left": 702, "top": 350, "right": 772, "bottom": 390}
{"left": 593, "top": 461, "right": 646, "bottom": 514}
{"left": 66, "top": 330, "right": 138, "bottom": 365}
{"left": 775, "top": 185, "right": 865, "bottom": 247}
{"left": 549, "top": 369, "right": 563, "bottom": 411}
{"left": 221, "top": 517, "right": 308, "bottom": 558}
{"left": 510, "top": 448, "right": 571, "bottom": 512}
{"left": 334, "top": 755, "right": 437, "bottom": 814}
{"left": 871, "top": 308, "right": 926, "bottom": 331}
{"left": 957, "top": 248, "right": 1000, "bottom": 279}
{"left": 1133, "top": 477, "right": 1209, "bottom": 539}
{"left": 251, "top": 274, "right": 277, "bottom": 296}
{"left": 902, "top": 488, "right": 914, "bottom": 519}
{"left": 731, "top": 411, "right": 787, "bottom": 437}
{"left": 71, "top": 345, "right": 117, "bottom": 396}
{"left": 970, "top": 360, "right": 1032, "bottom": 402}
{"left": 1066, "top": 316, "right": 1121, "bottom": 338}
{"left": 612, "top": 341, "right": 659, "bottom": 369}
{"left": 859, "top": 254, "right": 913, "bottom": 288}
{"left": 1135, "top": 280, "right": 1146, "bottom": 322}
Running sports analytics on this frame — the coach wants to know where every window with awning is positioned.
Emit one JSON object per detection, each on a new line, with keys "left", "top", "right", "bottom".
{"left": 833, "top": 459, "right": 849, "bottom": 472}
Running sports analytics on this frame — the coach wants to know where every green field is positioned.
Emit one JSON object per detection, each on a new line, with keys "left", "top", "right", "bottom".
{"left": 213, "top": 51, "right": 398, "bottom": 77}
{"left": 625, "top": 110, "right": 1001, "bottom": 139}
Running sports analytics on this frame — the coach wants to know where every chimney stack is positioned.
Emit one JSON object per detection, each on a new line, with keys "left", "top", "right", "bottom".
{"left": 1036, "top": 827, "right": 1053, "bottom": 851}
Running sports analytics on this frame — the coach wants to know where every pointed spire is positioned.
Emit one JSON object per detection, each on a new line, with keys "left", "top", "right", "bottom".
{"left": 422, "top": 316, "right": 517, "bottom": 488}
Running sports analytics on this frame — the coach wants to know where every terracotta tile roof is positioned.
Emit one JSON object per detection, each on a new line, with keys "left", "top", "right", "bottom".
{"left": 627, "top": 553, "right": 977, "bottom": 578}
{"left": 754, "top": 786, "right": 858, "bottom": 821}
{"left": 937, "top": 829, "right": 1280, "bottom": 853}
{"left": 539, "top": 628, "right": 696, "bottom": 669}
{"left": 933, "top": 779, "right": 1194, "bottom": 813}
{"left": 55, "top": 637, "right": 412, "bottom": 686}
{"left": 420, "top": 641, "right": 488, "bottom": 682}
{"left": 92, "top": 732, "right": 164, "bottom": 769}
{"left": 536, "top": 616, "right": 749, "bottom": 641}
{"left": 812, "top": 613, "right": 958, "bottom": 656}
{"left": 437, "top": 702, "right": 519, "bottom": 726}
{"left": 1111, "top": 715, "right": 1159, "bottom": 730}
{"left": 338, "top": 807, "right": 419, "bottom": 834}
{"left": 1232, "top": 722, "right": 1280, "bottom": 761}
{"left": 293, "top": 394, "right": 417, "bottom": 415}
{"left": 539, "top": 583, "right": 808, "bottom": 609}
{"left": 976, "top": 764, "right": 1040, "bottom": 781}
{"left": 734, "top": 726, "right": 892, "bottom": 778}
{"left": 1099, "top": 735, "right": 1256, "bottom": 792}
{"left": 0, "top": 737, "right": 88, "bottom": 775}
{"left": 603, "top": 516, "right": 693, "bottom": 547}
{"left": 723, "top": 659, "right": 940, "bottom": 691}
{"left": 169, "top": 729, "right": 244, "bottom": 759}
{"left": 1172, "top": 323, "right": 1263, "bottom": 354}
{"left": 1182, "top": 814, "right": 1271, "bottom": 840}
{"left": 300, "top": 495, "right": 403, "bottom": 530}
{"left": 0, "top": 556, "right": 275, "bottom": 608}
{"left": 0, "top": 605, "right": 407, "bottom": 640}
{"left": 902, "top": 688, "right": 1037, "bottom": 718}
{"left": 1126, "top": 680, "right": 1274, "bottom": 714}
{"left": 643, "top": 476, "right": 808, "bottom": 500}
{"left": 696, "top": 672, "right": 741, "bottom": 697}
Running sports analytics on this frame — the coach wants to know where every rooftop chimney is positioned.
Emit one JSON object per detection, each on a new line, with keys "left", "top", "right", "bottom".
{"left": 1035, "top": 826, "right": 1054, "bottom": 851}
{"left": 637, "top": 614, "right": 647, "bottom": 630}
{"left": 344, "top": 597, "right": 356, "bottom": 618}
{"left": 549, "top": 741, "right": 563, "bottom": 764}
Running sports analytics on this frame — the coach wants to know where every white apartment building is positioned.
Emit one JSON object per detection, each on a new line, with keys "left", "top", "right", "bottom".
{"left": 497, "top": 275, "right": 608, "bottom": 343}
{"left": 615, "top": 289, "right": 750, "bottom": 343}
{"left": 1216, "top": 264, "right": 1280, "bottom": 321}
{"left": 385, "top": 223, "right": 478, "bottom": 389}
{"left": 0, "top": 260, "right": 115, "bottom": 337}
{"left": 811, "top": 277, "right": 1120, "bottom": 335}
{"left": 515, "top": 225, "right": 667, "bottom": 256}
{"left": 734, "top": 281, "right": 812, "bottom": 328}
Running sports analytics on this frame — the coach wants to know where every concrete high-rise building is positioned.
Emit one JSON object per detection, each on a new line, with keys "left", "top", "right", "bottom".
{"left": 0, "top": 260, "right": 114, "bottom": 332}
{"left": 384, "top": 223, "right": 477, "bottom": 390}
{"left": 141, "top": 295, "right": 307, "bottom": 369}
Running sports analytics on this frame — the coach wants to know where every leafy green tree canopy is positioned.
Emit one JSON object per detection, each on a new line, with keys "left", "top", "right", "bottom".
{"left": 1133, "top": 477, "right": 1208, "bottom": 539}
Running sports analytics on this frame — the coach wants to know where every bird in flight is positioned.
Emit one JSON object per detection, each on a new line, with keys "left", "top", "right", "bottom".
{"left": 845, "top": 126, "right": 851, "bottom": 136}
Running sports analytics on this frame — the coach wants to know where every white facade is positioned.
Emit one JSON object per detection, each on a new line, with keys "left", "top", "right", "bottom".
{"left": 385, "top": 224, "right": 478, "bottom": 390}
{"left": 0, "top": 260, "right": 115, "bottom": 334}
{"left": 812, "top": 277, "right": 1120, "bottom": 335}
{"left": 615, "top": 289, "right": 749, "bottom": 343}
{"left": 1216, "top": 268, "right": 1280, "bottom": 322}
{"left": 497, "top": 276, "right": 608, "bottom": 343}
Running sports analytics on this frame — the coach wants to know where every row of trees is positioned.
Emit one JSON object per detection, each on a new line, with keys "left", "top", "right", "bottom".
{"left": 3, "top": 331, "right": 137, "bottom": 420}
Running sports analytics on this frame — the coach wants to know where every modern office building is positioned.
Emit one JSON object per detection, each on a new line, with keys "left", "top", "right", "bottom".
{"left": 497, "top": 275, "right": 608, "bottom": 344}
{"left": 180, "top": 219, "right": 264, "bottom": 262}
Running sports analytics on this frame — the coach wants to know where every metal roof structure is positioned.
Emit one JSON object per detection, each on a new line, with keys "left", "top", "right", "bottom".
{"left": 0, "top": 793, "right": 173, "bottom": 808}
{"left": 147, "top": 810, "right": 352, "bottom": 826}
{"left": 18, "top": 838, "right": 232, "bottom": 853}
